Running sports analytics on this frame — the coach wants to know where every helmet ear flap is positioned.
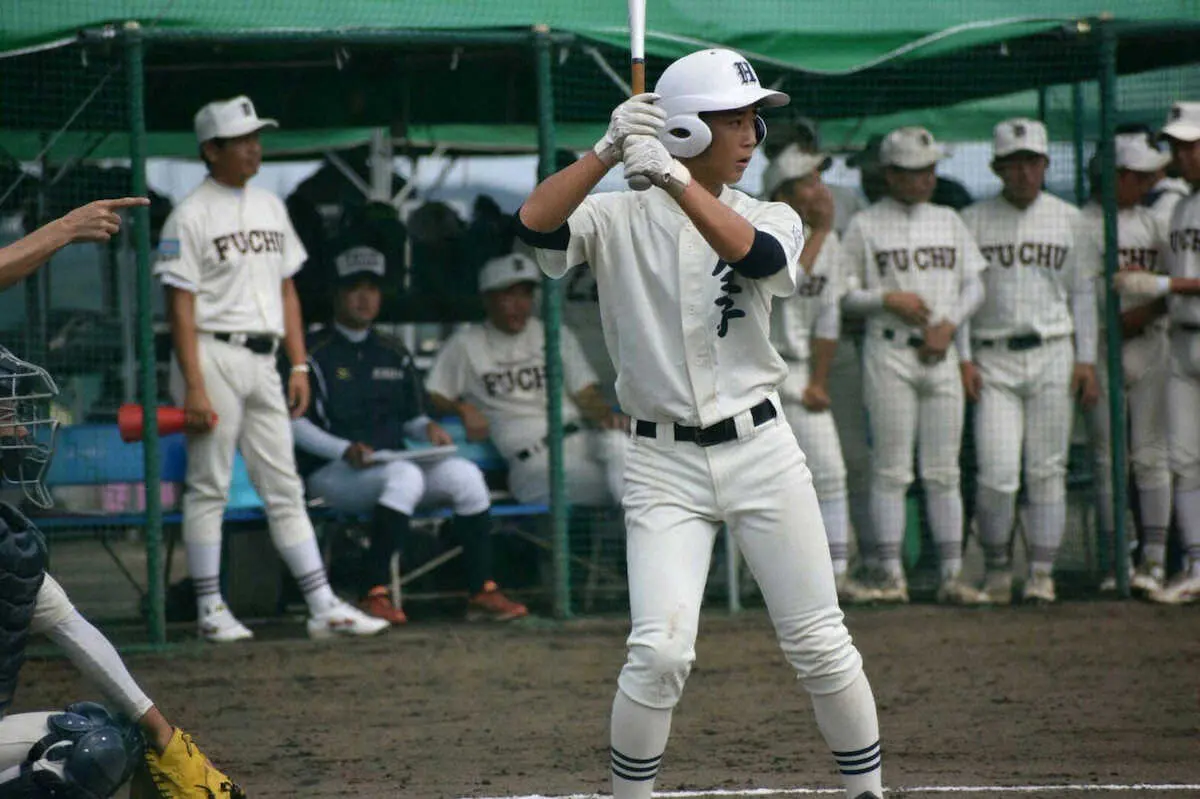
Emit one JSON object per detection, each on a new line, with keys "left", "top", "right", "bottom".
{"left": 755, "top": 115, "right": 767, "bottom": 145}
{"left": 662, "top": 114, "right": 712, "bottom": 159}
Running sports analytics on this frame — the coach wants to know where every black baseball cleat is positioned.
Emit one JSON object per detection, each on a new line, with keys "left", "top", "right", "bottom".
{"left": 853, "top": 793, "right": 882, "bottom": 799}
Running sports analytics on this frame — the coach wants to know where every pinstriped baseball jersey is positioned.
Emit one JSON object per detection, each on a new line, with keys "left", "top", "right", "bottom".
{"left": 963, "top": 192, "right": 1099, "bottom": 341}
{"left": 841, "top": 197, "right": 986, "bottom": 340}
{"left": 770, "top": 230, "right": 844, "bottom": 362}
{"left": 1081, "top": 201, "right": 1170, "bottom": 316}
{"left": 533, "top": 187, "right": 805, "bottom": 427}
{"left": 1165, "top": 191, "right": 1200, "bottom": 326}
{"left": 154, "top": 177, "right": 306, "bottom": 337}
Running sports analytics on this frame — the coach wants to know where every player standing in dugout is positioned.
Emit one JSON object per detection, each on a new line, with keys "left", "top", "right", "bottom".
{"left": 155, "top": 96, "right": 387, "bottom": 642}
{"left": 516, "top": 48, "right": 884, "bottom": 799}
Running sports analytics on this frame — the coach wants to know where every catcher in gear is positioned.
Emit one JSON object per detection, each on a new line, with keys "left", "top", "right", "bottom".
{"left": 0, "top": 345, "right": 243, "bottom": 798}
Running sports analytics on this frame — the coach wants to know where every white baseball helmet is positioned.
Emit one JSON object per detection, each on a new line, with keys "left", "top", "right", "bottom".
{"left": 654, "top": 49, "right": 789, "bottom": 159}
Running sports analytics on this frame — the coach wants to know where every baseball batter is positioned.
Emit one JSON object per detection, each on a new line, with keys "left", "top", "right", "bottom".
{"left": 1081, "top": 133, "right": 1173, "bottom": 594}
{"left": 842, "top": 127, "right": 989, "bottom": 605}
{"left": 426, "top": 253, "right": 627, "bottom": 507}
{"left": 516, "top": 49, "right": 883, "bottom": 799}
{"left": 155, "top": 96, "right": 386, "bottom": 642}
{"left": 962, "top": 118, "right": 1100, "bottom": 604}
{"left": 762, "top": 143, "right": 877, "bottom": 603}
{"left": 1114, "top": 100, "right": 1200, "bottom": 604}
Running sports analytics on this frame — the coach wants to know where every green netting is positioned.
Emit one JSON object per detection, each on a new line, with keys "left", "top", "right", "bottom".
{"left": 2, "top": 2, "right": 1197, "bottom": 627}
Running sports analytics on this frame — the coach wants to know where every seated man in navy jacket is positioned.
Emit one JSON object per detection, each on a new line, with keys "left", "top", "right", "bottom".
{"left": 291, "top": 244, "right": 528, "bottom": 624}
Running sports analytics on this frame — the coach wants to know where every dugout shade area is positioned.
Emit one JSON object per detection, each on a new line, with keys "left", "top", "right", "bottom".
{"left": 1, "top": 0, "right": 1198, "bottom": 639}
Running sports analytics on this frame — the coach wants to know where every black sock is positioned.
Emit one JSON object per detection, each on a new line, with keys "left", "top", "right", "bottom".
{"left": 363, "top": 505, "right": 410, "bottom": 596}
{"left": 455, "top": 511, "right": 493, "bottom": 594}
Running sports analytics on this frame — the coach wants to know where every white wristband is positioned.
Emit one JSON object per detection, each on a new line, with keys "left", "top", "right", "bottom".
{"left": 290, "top": 363, "right": 311, "bottom": 374}
{"left": 1155, "top": 276, "right": 1173, "bottom": 296}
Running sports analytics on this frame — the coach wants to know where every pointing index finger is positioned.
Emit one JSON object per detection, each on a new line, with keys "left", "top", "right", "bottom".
{"left": 97, "top": 197, "right": 151, "bottom": 209}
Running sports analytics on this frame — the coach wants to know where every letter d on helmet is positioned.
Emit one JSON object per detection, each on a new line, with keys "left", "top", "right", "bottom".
{"left": 654, "top": 49, "right": 789, "bottom": 159}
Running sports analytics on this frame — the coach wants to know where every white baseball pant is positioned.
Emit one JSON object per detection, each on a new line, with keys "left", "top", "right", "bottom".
{"left": 306, "top": 456, "right": 491, "bottom": 517}
{"left": 508, "top": 428, "right": 627, "bottom": 507}
{"left": 169, "top": 335, "right": 315, "bottom": 551}
{"left": 0, "top": 712, "right": 54, "bottom": 773}
{"left": 1167, "top": 331, "right": 1200, "bottom": 567}
{"left": 618, "top": 401, "right": 863, "bottom": 708}
{"left": 1089, "top": 337, "right": 1171, "bottom": 534}
{"left": 826, "top": 335, "right": 875, "bottom": 563}
{"left": 863, "top": 336, "right": 965, "bottom": 568}
{"left": 974, "top": 336, "right": 1075, "bottom": 567}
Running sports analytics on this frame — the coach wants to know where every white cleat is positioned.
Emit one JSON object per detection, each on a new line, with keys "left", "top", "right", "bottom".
{"left": 937, "top": 575, "right": 992, "bottom": 605}
{"left": 1022, "top": 571, "right": 1057, "bottom": 604}
{"left": 836, "top": 573, "right": 881, "bottom": 604}
{"left": 1131, "top": 563, "right": 1165, "bottom": 596}
{"left": 981, "top": 570, "right": 1014, "bottom": 605}
{"left": 871, "top": 572, "right": 909, "bottom": 604}
{"left": 307, "top": 598, "right": 390, "bottom": 639}
{"left": 1146, "top": 572, "right": 1200, "bottom": 605}
{"left": 198, "top": 604, "right": 254, "bottom": 643}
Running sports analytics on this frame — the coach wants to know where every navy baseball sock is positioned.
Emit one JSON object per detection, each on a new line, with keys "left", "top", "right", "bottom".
{"left": 364, "top": 505, "right": 410, "bottom": 595}
{"left": 610, "top": 689, "right": 671, "bottom": 799}
{"left": 454, "top": 511, "right": 493, "bottom": 595}
{"left": 811, "top": 671, "right": 883, "bottom": 799}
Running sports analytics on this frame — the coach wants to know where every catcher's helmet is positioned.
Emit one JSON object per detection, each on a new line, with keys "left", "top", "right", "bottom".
{"left": 655, "top": 49, "right": 789, "bottom": 159}
{"left": 0, "top": 345, "right": 60, "bottom": 509}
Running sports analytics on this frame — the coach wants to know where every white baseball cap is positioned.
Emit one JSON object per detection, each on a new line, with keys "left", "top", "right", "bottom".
{"left": 993, "top": 117, "right": 1049, "bottom": 159}
{"left": 479, "top": 253, "right": 540, "bottom": 293}
{"left": 334, "top": 245, "right": 386, "bottom": 283}
{"left": 194, "top": 95, "right": 278, "bottom": 144}
{"left": 1161, "top": 101, "right": 1200, "bottom": 143}
{"left": 880, "top": 126, "right": 946, "bottom": 169}
{"left": 1115, "top": 133, "right": 1171, "bottom": 173}
{"left": 761, "top": 143, "right": 828, "bottom": 198}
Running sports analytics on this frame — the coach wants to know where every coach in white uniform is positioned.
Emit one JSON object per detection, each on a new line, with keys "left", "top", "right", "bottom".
{"left": 1115, "top": 101, "right": 1200, "bottom": 604}
{"left": 427, "top": 253, "right": 627, "bottom": 507}
{"left": 843, "top": 127, "right": 989, "bottom": 605}
{"left": 762, "top": 143, "right": 877, "bottom": 604}
{"left": 155, "top": 96, "right": 386, "bottom": 642}
{"left": 517, "top": 49, "right": 883, "bottom": 799}
{"left": 962, "top": 118, "right": 1100, "bottom": 605}
{"left": 1082, "top": 134, "right": 1172, "bottom": 594}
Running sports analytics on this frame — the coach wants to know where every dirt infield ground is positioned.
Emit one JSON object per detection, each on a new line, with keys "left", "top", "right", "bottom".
{"left": 13, "top": 602, "right": 1199, "bottom": 799}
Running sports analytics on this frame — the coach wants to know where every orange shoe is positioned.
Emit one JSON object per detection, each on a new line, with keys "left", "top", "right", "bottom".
{"left": 466, "top": 581, "right": 529, "bottom": 622}
{"left": 358, "top": 586, "right": 408, "bottom": 625}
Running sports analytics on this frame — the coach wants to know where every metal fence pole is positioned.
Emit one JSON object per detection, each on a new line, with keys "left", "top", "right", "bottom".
{"left": 124, "top": 22, "right": 166, "bottom": 642}
{"left": 1097, "top": 21, "right": 1130, "bottom": 597}
{"left": 533, "top": 25, "right": 571, "bottom": 619}
{"left": 1072, "top": 82, "right": 1088, "bottom": 205}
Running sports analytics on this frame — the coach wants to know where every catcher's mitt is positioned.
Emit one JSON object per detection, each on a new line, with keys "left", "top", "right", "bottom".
{"left": 128, "top": 728, "right": 246, "bottom": 799}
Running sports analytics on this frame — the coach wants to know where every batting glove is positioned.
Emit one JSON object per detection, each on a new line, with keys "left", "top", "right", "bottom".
{"left": 1113, "top": 271, "right": 1171, "bottom": 298}
{"left": 594, "top": 93, "right": 666, "bottom": 167}
{"left": 622, "top": 134, "right": 692, "bottom": 199}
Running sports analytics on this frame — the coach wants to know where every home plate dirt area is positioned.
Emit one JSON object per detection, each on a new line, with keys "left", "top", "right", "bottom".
{"left": 14, "top": 603, "right": 1198, "bottom": 798}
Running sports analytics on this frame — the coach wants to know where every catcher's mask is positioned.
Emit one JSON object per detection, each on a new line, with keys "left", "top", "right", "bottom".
{"left": 0, "top": 346, "right": 59, "bottom": 509}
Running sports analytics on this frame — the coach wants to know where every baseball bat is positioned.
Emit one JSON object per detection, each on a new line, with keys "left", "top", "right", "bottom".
{"left": 626, "top": 0, "right": 652, "bottom": 192}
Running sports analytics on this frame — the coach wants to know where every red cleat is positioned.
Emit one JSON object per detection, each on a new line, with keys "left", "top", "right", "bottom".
{"left": 466, "top": 581, "right": 529, "bottom": 622}
{"left": 358, "top": 586, "right": 408, "bottom": 625}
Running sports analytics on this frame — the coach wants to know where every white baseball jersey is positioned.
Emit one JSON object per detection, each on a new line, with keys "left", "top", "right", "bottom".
{"left": 154, "top": 177, "right": 306, "bottom": 336}
{"left": 842, "top": 197, "right": 987, "bottom": 340}
{"left": 1165, "top": 191, "right": 1200, "bottom": 326}
{"left": 425, "top": 318, "right": 597, "bottom": 460}
{"left": 534, "top": 187, "right": 805, "bottom": 427}
{"left": 770, "top": 229, "right": 844, "bottom": 362}
{"left": 963, "top": 192, "right": 1098, "bottom": 342}
{"left": 1081, "top": 201, "right": 1170, "bottom": 339}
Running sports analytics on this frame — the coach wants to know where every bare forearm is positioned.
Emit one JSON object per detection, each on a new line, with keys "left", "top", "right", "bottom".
{"left": 0, "top": 218, "right": 72, "bottom": 291}
{"left": 1120, "top": 297, "right": 1168, "bottom": 339}
{"left": 573, "top": 384, "right": 612, "bottom": 424}
{"left": 428, "top": 392, "right": 467, "bottom": 417}
{"left": 1170, "top": 277, "right": 1200, "bottom": 296}
{"left": 282, "top": 279, "right": 306, "bottom": 367}
{"left": 799, "top": 228, "right": 830, "bottom": 271}
{"left": 810, "top": 338, "right": 838, "bottom": 387}
{"left": 167, "top": 287, "right": 205, "bottom": 390}
{"left": 675, "top": 183, "right": 756, "bottom": 263}
{"left": 519, "top": 153, "right": 610, "bottom": 233}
